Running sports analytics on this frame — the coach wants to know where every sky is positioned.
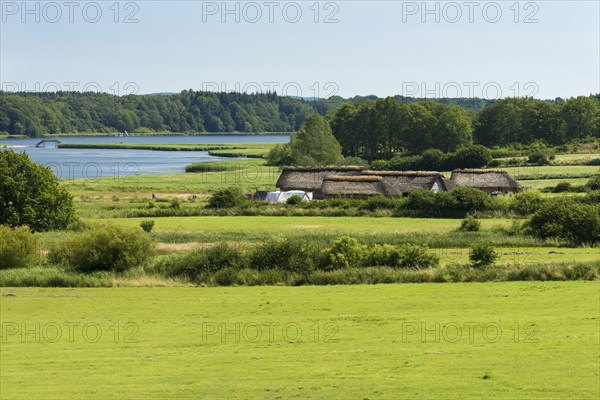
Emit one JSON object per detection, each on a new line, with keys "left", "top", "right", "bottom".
{"left": 1, "top": 1, "right": 599, "bottom": 99}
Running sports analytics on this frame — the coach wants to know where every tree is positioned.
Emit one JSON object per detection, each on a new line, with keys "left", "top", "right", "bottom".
{"left": 561, "top": 97, "right": 600, "bottom": 140}
{"left": 0, "top": 150, "right": 75, "bottom": 231}
{"left": 289, "top": 114, "right": 343, "bottom": 165}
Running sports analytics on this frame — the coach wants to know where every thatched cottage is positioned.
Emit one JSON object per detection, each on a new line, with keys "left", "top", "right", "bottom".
{"left": 450, "top": 169, "right": 521, "bottom": 194}
{"left": 276, "top": 166, "right": 364, "bottom": 199}
{"left": 321, "top": 175, "right": 397, "bottom": 200}
{"left": 361, "top": 170, "right": 456, "bottom": 196}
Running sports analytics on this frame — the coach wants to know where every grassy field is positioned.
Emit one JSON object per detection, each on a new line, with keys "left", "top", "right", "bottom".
{"left": 87, "top": 215, "right": 512, "bottom": 234}
{"left": 1, "top": 283, "right": 598, "bottom": 399}
{"left": 503, "top": 165, "right": 598, "bottom": 180}
{"left": 62, "top": 160, "right": 280, "bottom": 197}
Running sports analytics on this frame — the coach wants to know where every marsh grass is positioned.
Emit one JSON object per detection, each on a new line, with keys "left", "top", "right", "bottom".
{"left": 2, "top": 261, "right": 596, "bottom": 287}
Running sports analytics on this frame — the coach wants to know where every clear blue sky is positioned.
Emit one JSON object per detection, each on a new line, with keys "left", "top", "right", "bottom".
{"left": 1, "top": 1, "right": 598, "bottom": 99}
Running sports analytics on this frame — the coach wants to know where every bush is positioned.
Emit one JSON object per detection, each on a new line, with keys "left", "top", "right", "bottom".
{"left": 207, "top": 187, "right": 246, "bottom": 208}
{"left": 449, "top": 145, "right": 493, "bottom": 169}
{"left": 395, "top": 244, "right": 440, "bottom": 269}
{"left": 163, "top": 243, "right": 246, "bottom": 278}
{"left": 361, "top": 195, "right": 402, "bottom": 211}
{"left": 286, "top": 195, "right": 303, "bottom": 205}
{"left": 0, "top": 225, "right": 40, "bottom": 269}
{"left": 449, "top": 187, "right": 493, "bottom": 215}
{"left": 420, "top": 149, "right": 446, "bottom": 170}
{"left": 52, "top": 224, "right": 155, "bottom": 272}
{"left": 469, "top": 243, "right": 498, "bottom": 268}
{"left": 527, "top": 143, "right": 555, "bottom": 166}
{"left": 458, "top": 215, "right": 481, "bottom": 232}
{"left": 170, "top": 199, "right": 181, "bottom": 209}
{"left": 266, "top": 143, "right": 293, "bottom": 166}
{"left": 586, "top": 175, "right": 600, "bottom": 191}
{"left": 140, "top": 220, "right": 155, "bottom": 233}
{"left": 0, "top": 150, "right": 75, "bottom": 231}
{"left": 510, "top": 190, "right": 543, "bottom": 216}
{"left": 249, "top": 237, "right": 320, "bottom": 274}
{"left": 322, "top": 236, "right": 364, "bottom": 270}
{"left": 552, "top": 182, "right": 572, "bottom": 193}
{"left": 527, "top": 199, "right": 600, "bottom": 244}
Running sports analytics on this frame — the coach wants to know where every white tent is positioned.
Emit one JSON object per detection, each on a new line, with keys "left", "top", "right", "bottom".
{"left": 264, "top": 191, "right": 312, "bottom": 203}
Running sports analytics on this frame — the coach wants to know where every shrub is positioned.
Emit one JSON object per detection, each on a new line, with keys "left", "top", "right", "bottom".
{"left": 0, "top": 150, "right": 75, "bottom": 231}
{"left": 361, "top": 195, "right": 401, "bottom": 211}
{"left": 53, "top": 224, "right": 154, "bottom": 272}
{"left": 249, "top": 237, "right": 319, "bottom": 274}
{"left": 469, "top": 243, "right": 498, "bottom": 268}
{"left": 164, "top": 243, "right": 246, "bottom": 278}
{"left": 586, "top": 175, "right": 600, "bottom": 191}
{"left": 396, "top": 244, "right": 440, "bottom": 269}
{"left": 68, "top": 219, "right": 89, "bottom": 232}
{"left": 286, "top": 195, "right": 303, "bottom": 205}
{"left": 420, "top": 149, "right": 446, "bottom": 170}
{"left": 510, "top": 190, "right": 543, "bottom": 215}
{"left": 459, "top": 215, "right": 481, "bottom": 232}
{"left": 170, "top": 199, "right": 181, "bottom": 209}
{"left": 322, "top": 236, "right": 364, "bottom": 270}
{"left": 449, "top": 145, "right": 493, "bottom": 169}
{"left": 0, "top": 225, "right": 40, "bottom": 269}
{"left": 266, "top": 143, "right": 293, "bottom": 166}
{"left": 140, "top": 220, "right": 155, "bottom": 233}
{"left": 365, "top": 244, "right": 403, "bottom": 267}
{"left": 207, "top": 187, "right": 246, "bottom": 208}
{"left": 527, "top": 199, "right": 600, "bottom": 244}
{"left": 552, "top": 182, "right": 572, "bottom": 193}
{"left": 406, "top": 189, "right": 437, "bottom": 213}
{"left": 449, "top": 187, "right": 493, "bottom": 215}
{"left": 527, "top": 143, "right": 555, "bottom": 166}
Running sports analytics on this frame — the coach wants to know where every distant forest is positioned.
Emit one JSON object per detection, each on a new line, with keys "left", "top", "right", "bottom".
{"left": 0, "top": 91, "right": 493, "bottom": 137}
{"left": 0, "top": 91, "right": 598, "bottom": 149}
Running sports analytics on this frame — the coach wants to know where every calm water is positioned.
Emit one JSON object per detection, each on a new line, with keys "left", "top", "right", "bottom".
{"left": 0, "top": 135, "right": 288, "bottom": 179}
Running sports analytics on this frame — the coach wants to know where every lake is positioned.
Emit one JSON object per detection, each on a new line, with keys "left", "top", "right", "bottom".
{"left": 0, "top": 135, "right": 289, "bottom": 179}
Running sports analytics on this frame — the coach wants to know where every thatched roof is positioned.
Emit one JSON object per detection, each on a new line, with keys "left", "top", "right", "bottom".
{"left": 362, "top": 170, "right": 442, "bottom": 177}
{"left": 450, "top": 169, "right": 521, "bottom": 190}
{"left": 322, "top": 175, "right": 397, "bottom": 197}
{"left": 362, "top": 170, "right": 454, "bottom": 192}
{"left": 276, "top": 166, "right": 365, "bottom": 191}
{"left": 279, "top": 166, "right": 364, "bottom": 172}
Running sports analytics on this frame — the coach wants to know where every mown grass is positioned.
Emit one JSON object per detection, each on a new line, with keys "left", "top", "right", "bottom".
{"left": 85, "top": 215, "right": 512, "bottom": 234}
{"left": 0, "top": 283, "right": 598, "bottom": 399}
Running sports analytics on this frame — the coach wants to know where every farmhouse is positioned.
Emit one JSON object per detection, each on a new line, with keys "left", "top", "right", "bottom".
{"left": 321, "top": 175, "right": 397, "bottom": 199}
{"left": 275, "top": 166, "right": 522, "bottom": 199}
{"left": 450, "top": 169, "right": 521, "bottom": 195}
{"left": 276, "top": 166, "right": 364, "bottom": 200}
{"left": 361, "top": 170, "right": 456, "bottom": 196}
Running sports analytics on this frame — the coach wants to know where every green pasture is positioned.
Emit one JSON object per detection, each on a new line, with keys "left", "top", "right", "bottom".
{"left": 519, "top": 178, "right": 591, "bottom": 190}
{"left": 1, "top": 283, "right": 598, "bottom": 399}
{"left": 85, "top": 216, "right": 511, "bottom": 234}
{"left": 502, "top": 165, "right": 598, "bottom": 180}
{"left": 62, "top": 160, "right": 280, "bottom": 196}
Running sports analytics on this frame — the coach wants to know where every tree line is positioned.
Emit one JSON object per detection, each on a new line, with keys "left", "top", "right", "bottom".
{"left": 329, "top": 96, "right": 599, "bottom": 161}
{"left": 0, "top": 91, "right": 343, "bottom": 136}
{"left": 1, "top": 91, "right": 598, "bottom": 157}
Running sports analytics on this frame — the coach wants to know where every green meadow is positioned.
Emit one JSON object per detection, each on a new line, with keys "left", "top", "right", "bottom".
{"left": 1, "top": 283, "right": 598, "bottom": 399}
